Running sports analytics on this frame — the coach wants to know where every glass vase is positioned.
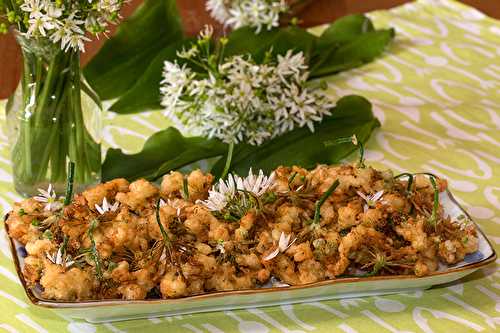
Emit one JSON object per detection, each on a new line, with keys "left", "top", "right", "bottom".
{"left": 5, "top": 34, "right": 102, "bottom": 197}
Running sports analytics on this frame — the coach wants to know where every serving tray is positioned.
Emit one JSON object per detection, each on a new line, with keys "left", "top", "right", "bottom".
{"left": 4, "top": 189, "right": 496, "bottom": 323}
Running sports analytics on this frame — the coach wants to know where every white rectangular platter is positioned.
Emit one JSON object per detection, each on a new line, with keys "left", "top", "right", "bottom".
{"left": 4, "top": 190, "right": 496, "bottom": 323}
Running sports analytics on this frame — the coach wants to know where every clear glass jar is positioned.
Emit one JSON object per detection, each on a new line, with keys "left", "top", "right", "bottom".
{"left": 5, "top": 33, "right": 101, "bottom": 197}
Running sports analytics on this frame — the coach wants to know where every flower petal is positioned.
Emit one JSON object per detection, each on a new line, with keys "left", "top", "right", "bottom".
{"left": 356, "top": 191, "right": 369, "bottom": 202}
{"left": 263, "top": 247, "right": 280, "bottom": 261}
{"left": 372, "top": 190, "right": 385, "bottom": 202}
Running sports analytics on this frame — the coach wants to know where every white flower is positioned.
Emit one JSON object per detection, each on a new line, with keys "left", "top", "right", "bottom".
{"left": 97, "top": 0, "right": 122, "bottom": 13}
{"left": 198, "top": 169, "right": 274, "bottom": 212}
{"left": 161, "top": 45, "right": 332, "bottom": 146}
{"left": 160, "top": 61, "right": 195, "bottom": 116}
{"left": 26, "top": 14, "right": 54, "bottom": 37}
{"left": 34, "top": 184, "right": 63, "bottom": 211}
{"left": 237, "top": 168, "right": 275, "bottom": 196}
{"left": 177, "top": 46, "right": 199, "bottom": 59}
{"left": 20, "top": 0, "right": 44, "bottom": 17}
{"left": 276, "top": 51, "right": 308, "bottom": 84}
{"left": 208, "top": 0, "right": 288, "bottom": 33}
{"left": 64, "top": 32, "right": 91, "bottom": 52}
{"left": 263, "top": 232, "right": 296, "bottom": 261}
{"left": 19, "top": 0, "right": 124, "bottom": 52}
{"left": 198, "top": 174, "right": 238, "bottom": 212}
{"left": 357, "top": 190, "right": 385, "bottom": 212}
{"left": 46, "top": 246, "right": 75, "bottom": 268}
{"left": 206, "top": 0, "right": 230, "bottom": 23}
{"left": 94, "top": 197, "right": 119, "bottom": 215}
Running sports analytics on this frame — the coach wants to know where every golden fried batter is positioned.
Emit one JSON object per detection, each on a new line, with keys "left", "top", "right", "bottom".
{"left": 5, "top": 165, "right": 479, "bottom": 301}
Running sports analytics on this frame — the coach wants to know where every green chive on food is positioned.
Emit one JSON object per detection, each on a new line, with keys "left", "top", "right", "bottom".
{"left": 324, "top": 134, "right": 365, "bottom": 168}
{"left": 313, "top": 179, "right": 340, "bottom": 224}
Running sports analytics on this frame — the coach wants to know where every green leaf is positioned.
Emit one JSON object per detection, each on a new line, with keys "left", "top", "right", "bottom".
{"left": 108, "top": 39, "right": 192, "bottom": 114}
{"left": 102, "top": 127, "right": 227, "bottom": 181}
{"left": 103, "top": 96, "right": 379, "bottom": 182}
{"left": 310, "top": 29, "right": 395, "bottom": 78}
{"left": 84, "top": 0, "right": 183, "bottom": 100}
{"left": 211, "top": 95, "right": 380, "bottom": 176}
{"left": 225, "top": 26, "right": 318, "bottom": 62}
{"left": 317, "top": 14, "right": 375, "bottom": 48}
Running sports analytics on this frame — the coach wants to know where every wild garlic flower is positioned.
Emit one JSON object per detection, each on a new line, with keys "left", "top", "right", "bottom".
{"left": 357, "top": 190, "right": 384, "bottom": 212}
{"left": 46, "top": 246, "right": 75, "bottom": 268}
{"left": 34, "top": 184, "right": 63, "bottom": 211}
{"left": 237, "top": 168, "right": 276, "bottom": 196}
{"left": 18, "top": 0, "right": 124, "bottom": 52}
{"left": 263, "top": 232, "right": 296, "bottom": 261}
{"left": 199, "top": 174, "right": 238, "bottom": 212}
{"left": 161, "top": 36, "right": 333, "bottom": 145}
{"left": 94, "top": 197, "right": 119, "bottom": 215}
{"left": 206, "top": 0, "right": 288, "bottom": 33}
{"left": 198, "top": 169, "right": 275, "bottom": 217}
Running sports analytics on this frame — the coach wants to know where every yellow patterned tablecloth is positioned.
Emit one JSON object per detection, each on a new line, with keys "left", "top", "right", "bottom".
{"left": 0, "top": 0, "right": 499, "bottom": 332}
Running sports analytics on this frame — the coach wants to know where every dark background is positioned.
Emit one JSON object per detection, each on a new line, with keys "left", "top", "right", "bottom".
{"left": 0, "top": 0, "right": 498, "bottom": 99}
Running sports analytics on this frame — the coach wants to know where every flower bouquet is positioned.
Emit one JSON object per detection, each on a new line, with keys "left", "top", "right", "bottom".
{"left": 82, "top": 0, "right": 394, "bottom": 183}
{"left": 1, "top": 0, "right": 125, "bottom": 196}
{"left": 206, "top": 0, "right": 309, "bottom": 33}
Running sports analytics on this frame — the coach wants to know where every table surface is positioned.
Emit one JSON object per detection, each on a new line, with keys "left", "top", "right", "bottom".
{"left": 0, "top": 0, "right": 500, "bottom": 99}
{"left": 0, "top": 0, "right": 499, "bottom": 332}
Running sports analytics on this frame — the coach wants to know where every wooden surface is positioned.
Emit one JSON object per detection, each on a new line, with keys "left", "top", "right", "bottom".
{"left": 0, "top": 0, "right": 499, "bottom": 99}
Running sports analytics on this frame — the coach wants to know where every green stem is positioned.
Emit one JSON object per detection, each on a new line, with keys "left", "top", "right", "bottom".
{"left": 69, "top": 51, "right": 98, "bottom": 184}
{"left": 394, "top": 173, "right": 414, "bottom": 196}
{"left": 64, "top": 162, "right": 75, "bottom": 206}
{"left": 428, "top": 175, "right": 439, "bottom": 227}
{"left": 221, "top": 142, "right": 234, "bottom": 179}
{"left": 155, "top": 198, "right": 173, "bottom": 256}
{"left": 324, "top": 134, "right": 365, "bottom": 167}
{"left": 182, "top": 177, "right": 189, "bottom": 200}
{"left": 88, "top": 219, "right": 103, "bottom": 280}
{"left": 33, "top": 52, "right": 63, "bottom": 126}
{"left": 313, "top": 179, "right": 340, "bottom": 224}
{"left": 34, "top": 71, "right": 70, "bottom": 182}
{"left": 20, "top": 55, "right": 34, "bottom": 181}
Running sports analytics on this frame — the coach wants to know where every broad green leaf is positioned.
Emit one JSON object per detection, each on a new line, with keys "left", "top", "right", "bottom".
{"left": 109, "top": 39, "right": 192, "bottom": 114}
{"left": 102, "top": 95, "right": 379, "bottom": 182}
{"left": 224, "top": 26, "right": 318, "bottom": 62}
{"left": 84, "top": 0, "right": 183, "bottom": 100}
{"left": 310, "top": 29, "right": 395, "bottom": 78}
{"left": 317, "top": 14, "right": 375, "bottom": 48}
{"left": 102, "top": 128, "right": 227, "bottom": 181}
{"left": 210, "top": 95, "right": 380, "bottom": 176}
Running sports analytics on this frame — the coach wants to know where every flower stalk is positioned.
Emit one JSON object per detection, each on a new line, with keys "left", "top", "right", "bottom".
{"left": 63, "top": 162, "right": 75, "bottom": 206}
{"left": 324, "top": 134, "right": 365, "bottom": 168}
{"left": 312, "top": 179, "right": 340, "bottom": 224}
{"left": 221, "top": 142, "right": 234, "bottom": 180}
{"left": 87, "top": 219, "right": 103, "bottom": 280}
{"left": 7, "top": 38, "right": 101, "bottom": 196}
{"left": 428, "top": 175, "right": 439, "bottom": 227}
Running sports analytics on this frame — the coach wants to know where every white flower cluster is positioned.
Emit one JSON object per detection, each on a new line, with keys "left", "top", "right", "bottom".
{"left": 206, "top": 0, "right": 288, "bottom": 33}
{"left": 19, "top": 0, "right": 124, "bottom": 52}
{"left": 34, "top": 184, "right": 63, "bottom": 211}
{"left": 161, "top": 45, "right": 333, "bottom": 146}
{"left": 198, "top": 168, "right": 275, "bottom": 213}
